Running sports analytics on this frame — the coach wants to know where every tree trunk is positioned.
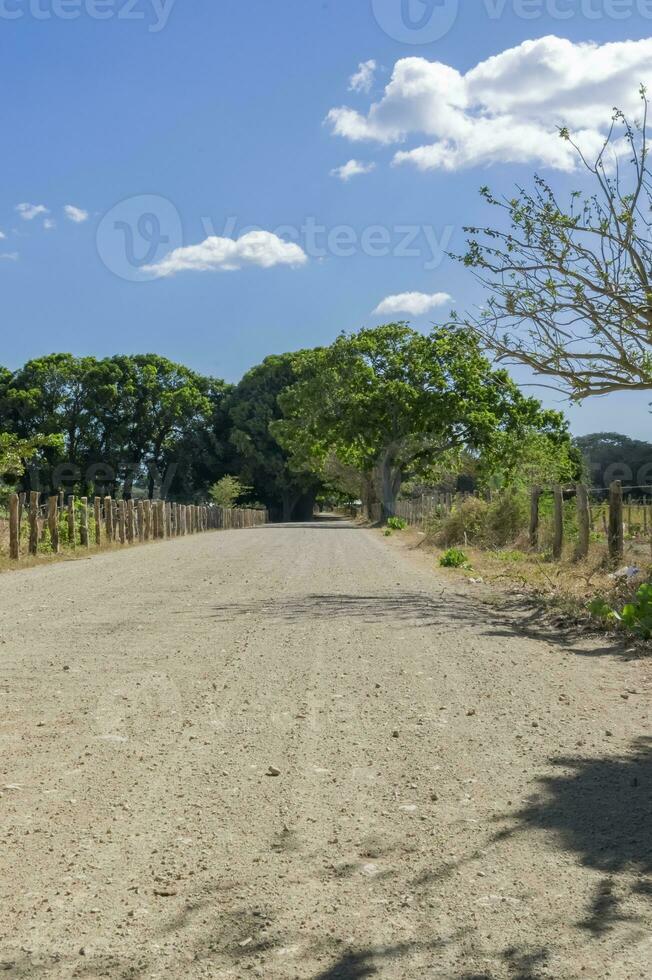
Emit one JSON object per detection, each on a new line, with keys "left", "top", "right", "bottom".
{"left": 374, "top": 454, "right": 402, "bottom": 523}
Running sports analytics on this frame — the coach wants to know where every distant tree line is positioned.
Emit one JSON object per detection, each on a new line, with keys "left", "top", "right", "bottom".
{"left": 575, "top": 432, "right": 652, "bottom": 495}
{"left": 0, "top": 330, "right": 581, "bottom": 521}
{"left": 0, "top": 351, "right": 318, "bottom": 521}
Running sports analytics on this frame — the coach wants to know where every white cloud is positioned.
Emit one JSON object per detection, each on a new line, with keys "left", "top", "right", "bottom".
{"left": 0, "top": 230, "right": 5, "bottom": 239}
{"left": 327, "top": 36, "right": 652, "bottom": 172}
{"left": 43, "top": 218, "right": 56, "bottom": 231}
{"left": 64, "top": 204, "right": 89, "bottom": 223}
{"left": 373, "top": 291, "right": 453, "bottom": 316}
{"left": 16, "top": 202, "right": 49, "bottom": 221}
{"left": 330, "top": 159, "right": 376, "bottom": 181}
{"left": 144, "top": 230, "right": 308, "bottom": 278}
{"left": 0, "top": 252, "right": 19, "bottom": 261}
{"left": 349, "top": 59, "right": 377, "bottom": 94}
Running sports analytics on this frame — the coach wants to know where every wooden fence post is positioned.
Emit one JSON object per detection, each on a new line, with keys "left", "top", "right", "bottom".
{"left": 68, "top": 495, "right": 76, "bottom": 549}
{"left": 29, "top": 491, "right": 39, "bottom": 556}
{"left": 126, "top": 499, "right": 134, "bottom": 543}
{"left": 608, "top": 480, "right": 624, "bottom": 562}
{"left": 553, "top": 485, "right": 564, "bottom": 560}
{"left": 94, "top": 497, "right": 102, "bottom": 547}
{"left": 112, "top": 500, "right": 118, "bottom": 541}
{"left": 529, "top": 487, "right": 541, "bottom": 549}
{"left": 80, "top": 497, "right": 89, "bottom": 548}
{"left": 575, "top": 484, "right": 590, "bottom": 561}
{"left": 9, "top": 492, "right": 19, "bottom": 560}
{"left": 137, "top": 500, "right": 145, "bottom": 542}
{"left": 104, "top": 496, "right": 113, "bottom": 542}
{"left": 117, "top": 500, "right": 125, "bottom": 544}
{"left": 144, "top": 500, "right": 151, "bottom": 541}
{"left": 48, "top": 495, "right": 60, "bottom": 553}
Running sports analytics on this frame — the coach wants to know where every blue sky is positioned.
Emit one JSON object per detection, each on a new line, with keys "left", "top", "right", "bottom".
{"left": 1, "top": 0, "right": 652, "bottom": 437}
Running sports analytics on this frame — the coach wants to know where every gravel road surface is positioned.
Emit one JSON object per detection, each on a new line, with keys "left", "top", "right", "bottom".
{"left": 0, "top": 519, "right": 650, "bottom": 979}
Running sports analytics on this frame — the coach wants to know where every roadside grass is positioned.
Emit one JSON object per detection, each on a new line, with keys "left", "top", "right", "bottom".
{"left": 375, "top": 513, "right": 651, "bottom": 646}
{"left": 0, "top": 517, "right": 150, "bottom": 575}
{"left": 432, "top": 541, "right": 652, "bottom": 642}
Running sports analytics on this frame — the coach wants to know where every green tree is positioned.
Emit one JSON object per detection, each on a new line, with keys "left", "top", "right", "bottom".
{"left": 208, "top": 475, "right": 251, "bottom": 508}
{"left": 457, "top": 93, "right": 652, "bottom": 399}
{"left": 226, "top": 354, "right": 322, "bottom": 521}
{"left": 575, "top": 432, "right": 652, "bottom": 491}
{"left": 274, "top": 324, "right": 569, "bottom": 520}
{"left": 0, "top": 354, "right": 226, "bottom": 499}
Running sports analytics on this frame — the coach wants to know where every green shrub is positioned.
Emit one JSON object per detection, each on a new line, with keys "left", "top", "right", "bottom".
{"left": 590, "top": 583, "right": 652, "bottom": 639}
{"left": 387, "top": 516, "right": 407, "bottom": 530}
{"left": 440, "top": 547, "right": 470, "bottom": 568}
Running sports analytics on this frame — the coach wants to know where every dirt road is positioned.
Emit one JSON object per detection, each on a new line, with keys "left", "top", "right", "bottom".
{"left": 0, "top": 519, "right": 650, "bottom": 979}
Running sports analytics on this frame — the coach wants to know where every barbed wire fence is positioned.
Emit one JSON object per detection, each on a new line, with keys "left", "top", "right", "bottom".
{"left": 384, "top": 481, "right": 651, "bottom": 567}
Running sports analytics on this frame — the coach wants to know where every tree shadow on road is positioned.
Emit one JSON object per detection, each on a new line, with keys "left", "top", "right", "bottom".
{"left": 491, "top": 736, "right": 652, "bottom": 936}
{"left": 207, "top": 588, "right": 632, "bottom": 659}
{"left": 209, "top": 590, "right": 482, "bottom": 630}
{"left": 474, "top": 597, "right": 635, "bottom": 661}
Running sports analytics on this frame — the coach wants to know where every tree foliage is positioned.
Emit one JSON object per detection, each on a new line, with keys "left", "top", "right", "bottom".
{"left": 0, "top": 432, "right": 62, "bottom": 479}
{"left": 225, "top": 354, "right": 322, "bottom": 520}
{"left": 208, "top": 475, "right": 252, "bottom": 508}
{"left": 0, "top": 353, "right": 226, "bottom": 498}
{"left": 274, "top": 324, "right": 570, "bottom": 517}
{"left": 457, "top": 91, "right": 652, "bottom": 399}
{"left": 575, "top": 431, "right": 652, "bottom": 489}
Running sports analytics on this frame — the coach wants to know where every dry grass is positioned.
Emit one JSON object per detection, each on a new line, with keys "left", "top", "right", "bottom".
{"left": 0, "top": 517, "right": 155, "bottom": 575}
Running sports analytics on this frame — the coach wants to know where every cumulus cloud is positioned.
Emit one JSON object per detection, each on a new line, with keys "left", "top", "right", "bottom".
{"left": 349, "top": 59, "right": 377, "bottom": 94}
{"left": 64, "top": 204, "right": 89, "bottom": 223}
{"left": 330, "top": 159, "right": 376, "bottom": 181}
{"left": 327, "top": 36, "right": 652, "bottom": 172}
{"left": 16, "top": 202, "right": 49, "bottom": 221}
{"left": 144, "top": 230, "right": 308, "bottom": 278}
{"left": 43, "top": 218, "right": 56, "bottom": 231}
{"left": 373, "top": 291, "right": 452, "bottom": 316}
{"left": 0, "top": 231, "right": 5, "bottom": 240}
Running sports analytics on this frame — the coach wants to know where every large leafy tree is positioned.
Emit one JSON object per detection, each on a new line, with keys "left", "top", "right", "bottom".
{"left": 457, "top": 93, "right": 652, "bottom": 399}
{"left": 274, "top": 324, "right": 569, "bottom": 520}
{"left": 109, "top": 355, "right": 222, "bottom": 498}
{"left": 0, "top": 354, "right": 102, "bottom": 492}
{"left": 226, "top": 354, "right": 321, "bottom": 520}
{"left": 0, "top": 354, "right": 226, "bottom": 498}
{"left": 575, "top": 431, "right": 652, "bottom": 490}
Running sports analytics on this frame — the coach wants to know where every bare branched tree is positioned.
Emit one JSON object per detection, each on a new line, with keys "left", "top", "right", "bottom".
{"left": 455, "top": 87, "right": 652, "bottom": 400}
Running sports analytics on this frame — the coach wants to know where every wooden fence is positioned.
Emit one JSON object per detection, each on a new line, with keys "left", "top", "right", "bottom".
{"left": 3, "top": 492, "right": 268, "bottom": 563}
{"left": 390, "top": 480, "right": 645, "bottom": 565}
